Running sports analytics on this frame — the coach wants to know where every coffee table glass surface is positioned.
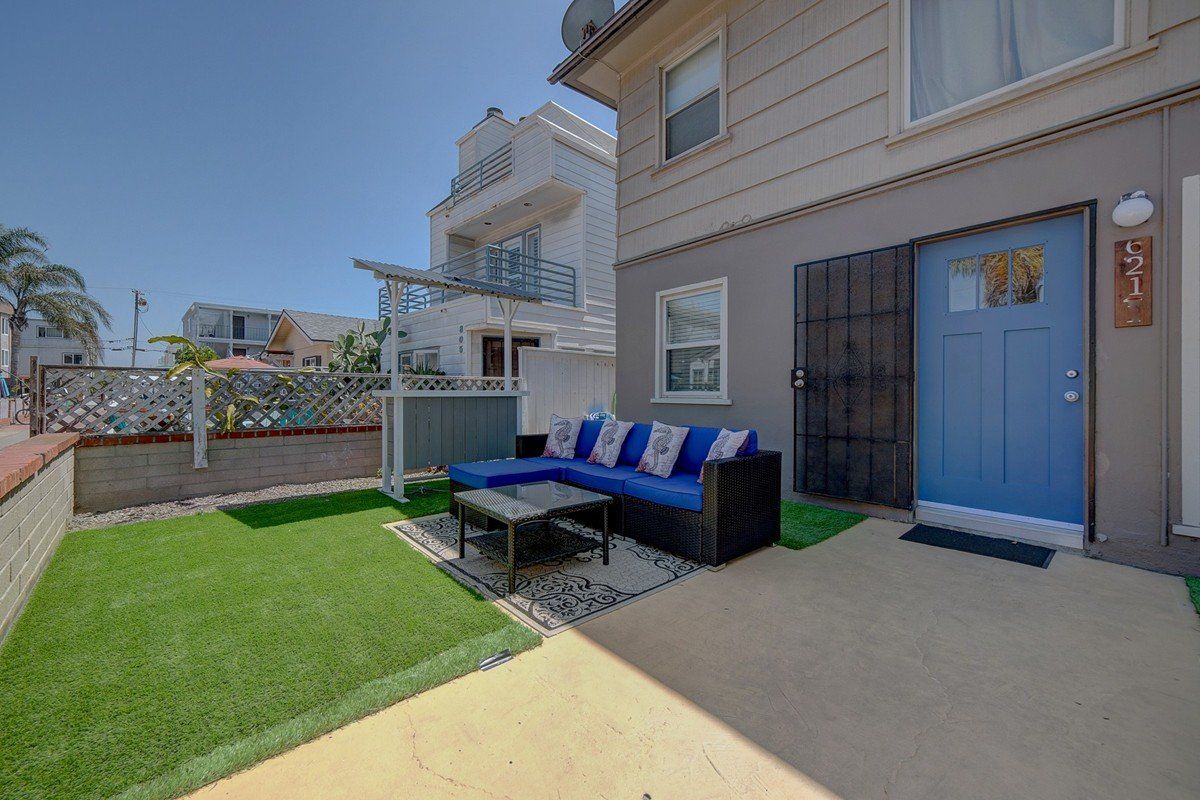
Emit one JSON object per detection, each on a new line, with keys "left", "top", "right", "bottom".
{"left": 452, "top": 481, "right": 613, "bottom": 595}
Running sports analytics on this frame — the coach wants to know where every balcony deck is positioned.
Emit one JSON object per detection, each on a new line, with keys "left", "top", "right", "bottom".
{"left": 395, "top": 245, "right": 576, "bottom": 313}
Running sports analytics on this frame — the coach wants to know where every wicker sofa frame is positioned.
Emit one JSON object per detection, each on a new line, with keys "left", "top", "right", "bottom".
{"left": 449, "top": 432, "right": 782, "bottom": 566}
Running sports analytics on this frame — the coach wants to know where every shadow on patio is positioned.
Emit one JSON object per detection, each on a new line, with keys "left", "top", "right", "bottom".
{"left": 191, "top": 516, "right": 1200, "bottom": 800}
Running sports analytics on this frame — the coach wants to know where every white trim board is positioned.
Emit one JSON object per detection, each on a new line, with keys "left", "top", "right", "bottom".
{"left": 916, "top": 502, "right": 1085, "bottom": 551}
{"left": 1179, "top": 174, "right": 1200, "bottom": 538}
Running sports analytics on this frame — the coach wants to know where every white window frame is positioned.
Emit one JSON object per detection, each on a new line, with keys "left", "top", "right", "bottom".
{"left": 899, "top": 0, "right": 1131, "bottom": 131}
{"left": 653, "top": 277, "right": 730, "bottom": 405}
{"left": 400, "top": 348, "right": 439, "bottom": 372}
{"left": 62, "top": 353, "right": 84, "bottom": 365}
{"left": 301, "top": 355, "right": 322, "bottom": 368}
{"left": 38, "top": 326, "right": 64, "bottom": 339}
{"left": 658, "top": 27, "right": 726, "bottom": 167}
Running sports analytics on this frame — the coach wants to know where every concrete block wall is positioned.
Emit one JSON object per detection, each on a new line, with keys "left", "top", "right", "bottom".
{"left": 0, "top": 434, "right": 79, "bottom": 641}
{"left": 74, "top": 428, "right": 381, "bottom": 513}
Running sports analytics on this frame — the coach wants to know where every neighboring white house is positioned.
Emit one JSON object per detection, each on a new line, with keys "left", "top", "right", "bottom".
{"left": 387, "top": 102, "right": 617, "bottom": 379}
{"left": 0, "top": 301, "right": 12, "bottom": 379}
{"left": 180, "top": 303, "right": 279, "bottom": 361}
{"left": 14, "top": 315, "right": 99, "bottom": 376}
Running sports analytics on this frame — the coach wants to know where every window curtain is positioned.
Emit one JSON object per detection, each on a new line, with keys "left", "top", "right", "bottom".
{"left": 909, "top": 0, "right": 1116, "bottom": 120}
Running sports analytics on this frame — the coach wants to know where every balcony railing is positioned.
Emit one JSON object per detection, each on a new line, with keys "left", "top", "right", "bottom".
{"left": 196, "top": 323, "right": 272, "bottom": 341}
{"left": 449, "top": 143, "right": 513, "bottom": 201}
{"left": 396, "top": 245, "right": 577, "bottom": 313}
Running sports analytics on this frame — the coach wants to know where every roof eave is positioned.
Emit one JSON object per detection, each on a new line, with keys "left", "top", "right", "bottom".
{"left": 547, "top": 0, "right": 659, "bottom": 103}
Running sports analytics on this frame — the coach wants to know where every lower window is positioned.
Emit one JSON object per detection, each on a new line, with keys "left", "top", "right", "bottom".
{"left": 656, "top": 278, "right": 727, "bottom": 401}
{"left": 401, "top": 348, "right": 440, "bottom": 373}
{"left": 302, "top": 355, "right": 322, "bottom": 368}
{"left": 62, "top": 353, "right": 84, "bottom": 365}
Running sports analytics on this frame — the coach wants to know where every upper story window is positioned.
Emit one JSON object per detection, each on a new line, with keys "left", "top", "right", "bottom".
{"left": 662, "top": 35, "right": 723, "bottom": 163}
{"left": 37, "top": 326, "right": 64, "bottom": 339}
{"left": 907, "top": 0, "right": 1122, "bottom": 123}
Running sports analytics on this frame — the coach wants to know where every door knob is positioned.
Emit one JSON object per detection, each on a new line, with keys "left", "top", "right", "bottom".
{"left": 1064, "top": 391, "right": 1080, "bottom": 403}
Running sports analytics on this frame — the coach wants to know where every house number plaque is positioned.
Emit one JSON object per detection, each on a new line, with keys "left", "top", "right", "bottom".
{"left": 1115, "top": 236, "right": 1152, "bottom": 328}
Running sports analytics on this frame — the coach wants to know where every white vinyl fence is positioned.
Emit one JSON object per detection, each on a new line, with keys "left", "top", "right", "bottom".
{"left": 518, "top": 348, "right": 616, "bottom": 434}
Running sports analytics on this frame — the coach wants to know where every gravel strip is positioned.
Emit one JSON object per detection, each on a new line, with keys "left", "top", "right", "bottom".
{"left": 69, "top": 472, "right": 447, "bottom": 530}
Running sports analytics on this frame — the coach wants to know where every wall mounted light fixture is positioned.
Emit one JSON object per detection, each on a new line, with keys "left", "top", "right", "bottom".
{"left": 1112, "top": 190, "right": 1154, "bottom": 227}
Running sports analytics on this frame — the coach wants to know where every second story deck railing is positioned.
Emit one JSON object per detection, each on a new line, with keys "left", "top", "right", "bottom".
{"left": 450, "top": 143, "right": 513, "bottom": 201}
{"left": 396, "top": 245, "right": 577, "bottom": 313}
{"left": 195, "top": 323, "right": 272, "bottom": 341}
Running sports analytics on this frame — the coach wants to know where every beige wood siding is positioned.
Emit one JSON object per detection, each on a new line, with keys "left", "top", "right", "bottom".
{"left": 613, "top": 0, "right": 1200, "bottom": 260}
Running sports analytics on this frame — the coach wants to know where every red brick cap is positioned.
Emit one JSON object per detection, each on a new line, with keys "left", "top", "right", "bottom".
{"left": 0, "top": 433, "right": 80, "bottom": 499}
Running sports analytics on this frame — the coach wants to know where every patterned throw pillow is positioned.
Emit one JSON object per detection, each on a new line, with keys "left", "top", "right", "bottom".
{"left": 697, "top": 428, "right": 751, "bottom": 483}
{"left": 542, "top": 414, "right": 583, "bottom": 459}
{"left": 636, "top": 421, "right": 690, "bottom": 478}
{"left": 586, "top": 419, "right": 634, "bottom": 468}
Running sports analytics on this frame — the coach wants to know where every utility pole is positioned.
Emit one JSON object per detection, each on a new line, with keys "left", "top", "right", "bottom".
{"left": 130, "top": 289, "right": 147, "bottom": 366}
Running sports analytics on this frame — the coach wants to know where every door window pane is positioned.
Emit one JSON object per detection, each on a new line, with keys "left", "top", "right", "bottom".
{"left": 948, "top": 256, "right": 978, "bottom": 312}
{"left": 667, "top": 346, "right": 721, "bottom": 393}
{"left": 980, "top": 251, "right": 1009, "bottom": 308}
{"left": 1012, "top": 244, "right": 1045, "bottom": 304}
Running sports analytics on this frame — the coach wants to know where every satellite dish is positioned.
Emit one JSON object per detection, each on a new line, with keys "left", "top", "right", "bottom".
{"left": 561, "top": 0, "right": 614, "bottom": 51}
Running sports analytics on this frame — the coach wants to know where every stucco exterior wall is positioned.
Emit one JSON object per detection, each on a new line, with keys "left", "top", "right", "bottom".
{"left": 614, "top": 96, "right": 1200, "bottom": 573}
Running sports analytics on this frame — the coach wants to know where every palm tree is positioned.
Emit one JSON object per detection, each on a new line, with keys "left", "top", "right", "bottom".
{"left": 0, "top": 224, "right": 111, "bottom": 380}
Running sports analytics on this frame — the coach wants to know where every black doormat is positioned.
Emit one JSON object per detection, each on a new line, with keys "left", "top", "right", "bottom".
{"left": 900, "top": 524, "right": 1055, "bottom": 568}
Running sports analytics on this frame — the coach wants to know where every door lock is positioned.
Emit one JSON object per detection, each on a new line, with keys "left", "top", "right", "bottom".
{"left": 1064, "top": 391, "right": 1080, "bottom": 403}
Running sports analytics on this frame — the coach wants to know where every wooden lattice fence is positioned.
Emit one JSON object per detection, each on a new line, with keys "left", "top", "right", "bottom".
{"left": 36, "top": 366, "right": 391, "bottom": 437}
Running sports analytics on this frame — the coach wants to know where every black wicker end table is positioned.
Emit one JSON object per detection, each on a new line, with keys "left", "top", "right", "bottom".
{"left": 452, "top": 481, "right": 612, "bottom": 595}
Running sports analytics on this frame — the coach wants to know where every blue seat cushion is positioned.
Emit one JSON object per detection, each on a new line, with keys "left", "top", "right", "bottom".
{"left": 624, "top": 472, "right": 704, "bottom": 512}
{"left": 449, "top": 458, "right": 561, "bottom": 489}
{"left": 519, "top": 456, "right": 572, "bottom": 474}
{"left": 563, "top": 460, "right": 641, "bottom": 495}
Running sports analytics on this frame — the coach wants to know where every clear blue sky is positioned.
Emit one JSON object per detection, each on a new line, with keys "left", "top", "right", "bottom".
{"left": 3, "top": 1, "right": 616, "bottom": 365}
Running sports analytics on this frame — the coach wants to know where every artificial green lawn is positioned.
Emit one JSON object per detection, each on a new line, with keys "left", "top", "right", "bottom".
{"left": 1187, "top": 576, "right": 1200, "bottom": 617}
{"left": 0, "top": 482, "right": 539, "bottom": 800}
{"left": 779, "top": 500, "right": 865, "bottom": 550}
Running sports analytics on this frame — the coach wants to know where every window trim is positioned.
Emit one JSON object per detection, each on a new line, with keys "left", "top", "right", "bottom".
{"left": 301, "top": 355, "right": 322, "bottom": 368}
{"left": 658, "top": 26, "right": 726, "bottom": 168}
{"left": 62, "top": 352, "right": 84, "bottom": 365}
{"left": 891, "top": 0, "right": 1151, "bottom": 141}
{"left": 654, "top": 277, "right": 729, "bottom": 404}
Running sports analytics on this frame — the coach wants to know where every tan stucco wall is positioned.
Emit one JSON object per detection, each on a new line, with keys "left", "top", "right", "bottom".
{"left": 613, "top": 96, "right": 1200, "bottom": 573}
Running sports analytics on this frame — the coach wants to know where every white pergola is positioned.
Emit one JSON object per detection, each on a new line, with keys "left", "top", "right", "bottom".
{"left": 352, "top": 258, "right": 537, "bottom": 500}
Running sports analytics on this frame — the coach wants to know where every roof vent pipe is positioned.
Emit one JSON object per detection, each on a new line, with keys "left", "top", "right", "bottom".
{"left": 486, "top": 107, "right": 504, "bottom": 118}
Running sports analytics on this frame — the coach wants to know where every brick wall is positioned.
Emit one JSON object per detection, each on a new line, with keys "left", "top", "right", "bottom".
{"left": 74, "top": 428, "right": 380, "bottom": 513}
{"left": 0, "top": 434, "right": 79, "bottom": 641}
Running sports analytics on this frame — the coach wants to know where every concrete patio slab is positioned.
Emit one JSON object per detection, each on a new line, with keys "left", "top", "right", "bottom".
{"left": 190, "top": 518, "right": 1200, "bottom": 800}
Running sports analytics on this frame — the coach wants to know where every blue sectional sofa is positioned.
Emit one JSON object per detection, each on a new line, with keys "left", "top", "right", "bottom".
{"left": 449, "top": 420, "right": 781, "bottom": 566}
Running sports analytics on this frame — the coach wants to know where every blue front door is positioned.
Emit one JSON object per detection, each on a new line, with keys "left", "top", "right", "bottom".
{"left": 917, "top": 214, "right": 1085, "bottom": 524}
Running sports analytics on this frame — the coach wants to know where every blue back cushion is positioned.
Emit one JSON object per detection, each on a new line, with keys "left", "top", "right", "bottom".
{"left": 575, "top": 419, "right": 604, "bottom": 458}
{"left": 618, "top": 423, "right": 654, "bottom": 467}
{"left": 614, "top": 422, "right": 759, "bottom": 473}
{"left": 676, "top": 426, "right": 719, "bottom": 474}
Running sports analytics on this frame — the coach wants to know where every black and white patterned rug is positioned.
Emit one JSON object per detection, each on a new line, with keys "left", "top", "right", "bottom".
{"left": 387, "top": 514, "right": 707, "bottom": 636}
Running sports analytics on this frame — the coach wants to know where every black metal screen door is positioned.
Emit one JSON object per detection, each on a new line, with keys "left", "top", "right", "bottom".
{"left": 794, "top": 244, "right": 913, "bottom": 508}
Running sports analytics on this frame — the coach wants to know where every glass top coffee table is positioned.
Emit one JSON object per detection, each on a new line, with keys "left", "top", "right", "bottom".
{"left": 452, "top": 481, "right": 613, "bottom": 595}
